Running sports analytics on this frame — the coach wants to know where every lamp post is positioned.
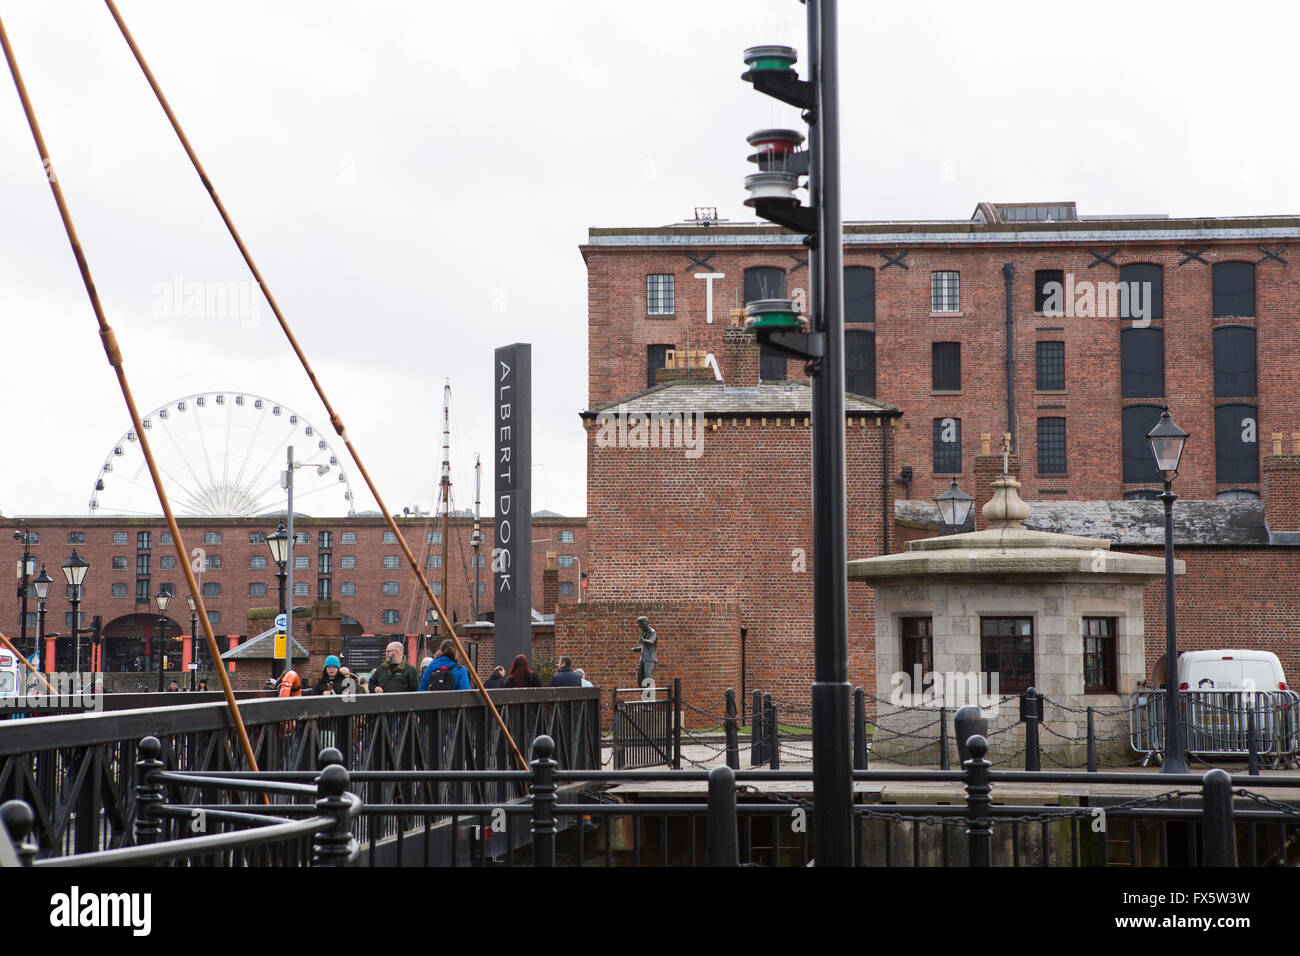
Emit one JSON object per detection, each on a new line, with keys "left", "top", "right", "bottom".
{"left": 154, "top": 584, "right": 172, "bottom": 693}
{"left": 934, "top": 478, "right": 975, "bottom": 535}
{"left": 14, "top": 521, "right": 37, "bottom": 658}
{"left": 186, "top": 593, "right": 198, "bottom": 691}
{"left": 32, "top": 566, "right": 51, "bottom": 673}
{"left": 1147, "top": 407, "right": 1189, "bottom": 774}
{"left": 61, "top": 550, "right": 88, "bottom": 674}
{"left": 266, "top": 522, "right": 289, "bottom": 679}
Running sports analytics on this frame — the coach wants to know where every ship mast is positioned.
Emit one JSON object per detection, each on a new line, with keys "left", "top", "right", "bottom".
{"left": 438, "top": 379, "right": 452, "bottom": 616}
{"left": 472, "top": 454, "right": 482, "bottom": 620}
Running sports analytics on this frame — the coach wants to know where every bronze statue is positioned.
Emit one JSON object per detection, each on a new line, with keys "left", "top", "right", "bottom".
{"left": 633, "top": 616, "right": 658, "bottom": 686}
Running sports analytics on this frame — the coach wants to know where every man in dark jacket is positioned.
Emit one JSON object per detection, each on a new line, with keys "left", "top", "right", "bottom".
{"left": 549, "top": 657, "right": 583, "bottom": 688}
{"left": 370, "top": 641, "right": 421, "bottom": 693}
{"left": 484, "top": 666, "right": 506, "bottom": 689}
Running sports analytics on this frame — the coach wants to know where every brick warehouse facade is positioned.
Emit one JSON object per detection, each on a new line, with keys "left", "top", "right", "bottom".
{"left": 2, "top": 513, "right": 588, "bottom": 672}
{"left": 565, "top": 202, "right": 1300, "bottom": 725}
{"left": 555, "top": 382, "right": 899, "bottom": 719}
{"left": 581, "top": 203, "right": 1300, "bottom": 504}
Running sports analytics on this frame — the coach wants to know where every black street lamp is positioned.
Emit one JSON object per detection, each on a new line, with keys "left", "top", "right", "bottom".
{"left": 61, "top": 550, "right": 89, "bottom": 674}
{"left": 14, "top": 521, "right": 37, "bottom": 658}
{"left": 267, "top": 522, "right": 289, "bottom": 619}
{"left": 154, "top": 584, "right": 172, "bottom": 693}
{"left": 32, "top": 565, "right": 51, "bottom": 671}
{"left": 186, "top": 593, "right": 198, "bottom": 691}
{"left": 934, "top": 478, "right": 975, "bottom": 535}
{"left": 1147, "top": 406, "right": 1189, "bottom": 774}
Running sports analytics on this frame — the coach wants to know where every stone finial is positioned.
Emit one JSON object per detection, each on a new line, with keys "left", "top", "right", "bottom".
{"left": 981, "top": 472, "right": 1030, "bottom": 529}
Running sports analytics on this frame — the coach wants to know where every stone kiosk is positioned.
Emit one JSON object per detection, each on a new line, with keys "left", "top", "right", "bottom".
{"left": 849, "top": 472, "right": 1182, "bottom": 765}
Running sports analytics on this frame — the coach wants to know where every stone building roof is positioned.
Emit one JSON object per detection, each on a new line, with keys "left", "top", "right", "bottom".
{"left": 582, "top": 382, "right": 898, "bottom": 419}
{"left": 895, "top": 498, "right": 1270, "bottom": 547}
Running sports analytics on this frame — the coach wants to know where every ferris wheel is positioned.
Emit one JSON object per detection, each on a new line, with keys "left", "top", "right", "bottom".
{"left": 89, "top": 391, "right": 357, "bottom": 517}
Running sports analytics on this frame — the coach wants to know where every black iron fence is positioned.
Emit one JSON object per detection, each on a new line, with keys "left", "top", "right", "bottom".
{"left": 611, "top": 681, "right": 680, "bottom": 770}
{"left": 0, "top": 687, "right": 599, "bottom": 860}
{"left": 5, "top": 727, "right": 1298, "bottom": 867}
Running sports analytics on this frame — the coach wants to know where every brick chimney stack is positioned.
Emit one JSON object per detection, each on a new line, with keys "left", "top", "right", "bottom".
{"left": 974, "top": 433, "right": 1020, "bottom": 531}
{"left": 542, "top": 552, "right": 558, "bottom": 616}
{"left": 1261, "top": 434, "right": 1300, "bottom": 543}
{"left": 722, "top": 325, "right": 760, "bottom": 387}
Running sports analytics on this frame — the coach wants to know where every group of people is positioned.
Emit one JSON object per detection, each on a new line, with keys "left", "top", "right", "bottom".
{"left": 483, "top": 655, "right": 593, "bottom": 689}
{"left": 270, "top": 643, "right": 595, "bottom": 697}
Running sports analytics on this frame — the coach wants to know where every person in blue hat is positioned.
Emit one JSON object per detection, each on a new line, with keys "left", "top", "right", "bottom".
{"left": 313, "top": 654, "right": 345, "bottom": 695}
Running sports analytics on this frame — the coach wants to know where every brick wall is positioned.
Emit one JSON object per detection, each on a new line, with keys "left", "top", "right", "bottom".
{"left": 1125, "top": 547, "right": 1300, "bottom": 685}
{"left": 1262, "top": 454, "right": 1300, "bottom": 534}
{"left": 576, "top": 410, "right": 892, "bottom": 710}
{"left": 584, "top": 234, "right": 1296, "bottom": 504}
{"left": 555, "top": 599, "right": 740, "bottom": 728}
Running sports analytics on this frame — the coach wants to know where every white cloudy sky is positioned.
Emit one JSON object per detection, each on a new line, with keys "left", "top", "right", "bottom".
{"left": 1, "top": 0, "right": 1297, "bottom": 519}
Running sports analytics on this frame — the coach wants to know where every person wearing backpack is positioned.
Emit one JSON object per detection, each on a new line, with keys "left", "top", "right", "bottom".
{"left": 419, "top": 639, "right": 470, "bottom": 691}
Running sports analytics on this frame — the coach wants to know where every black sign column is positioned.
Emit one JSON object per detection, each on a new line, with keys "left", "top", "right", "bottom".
{"left": 494, "top": 344, "right": 532, "bottom": 667}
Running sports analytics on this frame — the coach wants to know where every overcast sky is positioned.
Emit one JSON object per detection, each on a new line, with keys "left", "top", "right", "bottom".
{"left": 2, "top": 0, "right": 1298, "bottom": 520}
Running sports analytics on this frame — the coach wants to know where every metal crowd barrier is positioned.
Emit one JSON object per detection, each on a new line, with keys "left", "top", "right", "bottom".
{"left": 1130, "top": 689, "right": 1300, "bottom": 767}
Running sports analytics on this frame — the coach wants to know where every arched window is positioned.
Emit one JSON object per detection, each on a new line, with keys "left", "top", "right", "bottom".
{"left": 1212, "top": 325, "right": 1257, "bottom": 397}
{"left": 1212, "top": 262, "right": 1255, "bottom": 318}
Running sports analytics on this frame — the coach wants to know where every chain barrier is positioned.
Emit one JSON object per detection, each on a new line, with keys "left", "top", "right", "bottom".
{"left": 1232, "top": 790, "right": 1300, "bottom": 817}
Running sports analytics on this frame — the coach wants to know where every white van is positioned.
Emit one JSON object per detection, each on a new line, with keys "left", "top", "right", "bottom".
{"left": 0, "top": 651, "right": 21, "bottom": 699}
{"left": 1177, "top": 650, "right": 1288, "bottom": 692}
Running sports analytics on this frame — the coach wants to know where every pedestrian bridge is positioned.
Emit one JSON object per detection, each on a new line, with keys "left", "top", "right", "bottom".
{"left": 0, "top": 688, "right": 600, "bottom": 862}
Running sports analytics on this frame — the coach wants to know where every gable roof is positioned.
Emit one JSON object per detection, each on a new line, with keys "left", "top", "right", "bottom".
{"left": 581, "top": 381, "right": 898, "bottom": 419}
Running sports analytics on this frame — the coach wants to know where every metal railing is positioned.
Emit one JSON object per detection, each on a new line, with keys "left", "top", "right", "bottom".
{"left": 0, "top": 735, "right": 359, "bottom": 867}
{"left": 1131, "top": 690, "right": 1300, "bottom": 768}
{"left": 611, "top": 681, "right": 680, "bottom": 769}
{"left": 0, "top": 687, "right": 600, "bottom": 859}
{"left": 7, "top": 728, "right": 1297, "bottom": 867}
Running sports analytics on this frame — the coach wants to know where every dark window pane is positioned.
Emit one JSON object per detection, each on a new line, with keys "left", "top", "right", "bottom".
{"left": 760, "top": 346, "right": 787, "bottom": 381}
{"left": 1215, "top": 403, "right": 1259, "bottom": 484}
{"left": 744, "top": 267, "right": 785, "bottom": 303}
{"left": 844, "top": 266, "right": 875, "bottom": 323}
{"left": 933, "top": 417, "right": 962, "bottom": 473}
{"left": 1119, "top": 264, "right": 1163, "bottom": 320}
{"left": 932, "top": 342, "right": 961, "bottom": 391}
{"left": 901, "top": 617, "right": 933, "bottom": 677}
{"left": 1213, "top": 326, "right": 1257, "bottom": 397}
{"left": 1036, "top": 341, "right": 1065, "bottom": 390}
{"left": 1120, "top": 327, "right": 1164, "bottom": 398}
{"left": 1122, "top": 404, "right": 1165, "bottom": 484}
{"left": 1037, "top": 418, "right": 1066, "bottom": 474}
{"left": 979, "top": 617, "right": 1034, "bottom": 694}
{"left": 846, "top": 330, "right": 875, "bottom": 396}
{"left": 1034, "top": 270, "right": 1064, "bottom": 313}
{"left": 1082, "top": 617, "right": 1117, "bottom": 693}
{"left": 1212, "top": 262, "right": 1255, "bottom": 318}
{"left": 647, "top": 344, "right": 673, "bottom": 388}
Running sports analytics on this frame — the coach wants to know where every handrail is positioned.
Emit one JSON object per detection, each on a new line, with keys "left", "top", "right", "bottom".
{"left": 35, "top": 814, "right": 332, "bottom": 868}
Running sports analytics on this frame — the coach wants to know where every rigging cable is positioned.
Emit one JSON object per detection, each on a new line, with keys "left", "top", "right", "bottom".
{"left": 101, "top": 0, "right": 526, "bottom": 768}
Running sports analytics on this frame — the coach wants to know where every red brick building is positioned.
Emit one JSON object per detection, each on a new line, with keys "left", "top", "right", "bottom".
{"left": 556, "top": 379, "right": 899, "bottom": 712}
{"left": 564, "top": 202, "right": 1300, "bottom": 722}
{"left": 2, "top": 513, "right": 588, "bottom": 673}
{"left": 582, "top": 202, "right": 1298, "bottom": 504}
